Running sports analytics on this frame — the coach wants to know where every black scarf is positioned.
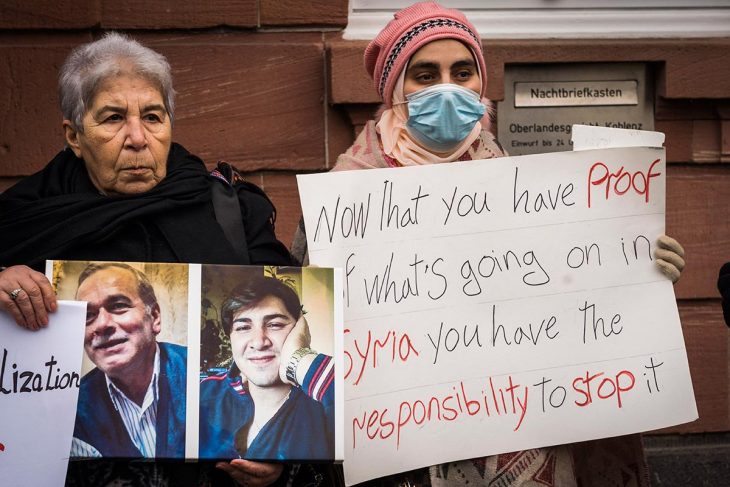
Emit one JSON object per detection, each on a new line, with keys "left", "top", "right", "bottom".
{"left": 0, "top": 143, "right": 245, "bottom": 269}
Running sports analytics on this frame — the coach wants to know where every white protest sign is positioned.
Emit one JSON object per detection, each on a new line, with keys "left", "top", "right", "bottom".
{"left": 297, "top": 147, "right": 697, "bottom": 485}
{"left": 571, "top": 124, "right": 665, "bottom": 150}
{"left": 0, "top": 301, "right": 86, "bottom": 487}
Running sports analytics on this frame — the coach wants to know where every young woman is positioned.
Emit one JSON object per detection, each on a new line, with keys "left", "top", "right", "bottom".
{"left": 293, "top": 2, "right": 686, "bottom": 486}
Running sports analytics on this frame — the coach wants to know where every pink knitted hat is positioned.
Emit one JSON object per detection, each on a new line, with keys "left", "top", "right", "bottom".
{"left": 364, "top": 2, "right": 486, "bottom": 107}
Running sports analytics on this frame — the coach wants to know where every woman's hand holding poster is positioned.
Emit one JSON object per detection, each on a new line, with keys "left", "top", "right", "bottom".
{"left": 297, "top": 146, "right": 697, "bottom": 485}
{"left": 0, "top": 302, "right": 86, "bottom": 487}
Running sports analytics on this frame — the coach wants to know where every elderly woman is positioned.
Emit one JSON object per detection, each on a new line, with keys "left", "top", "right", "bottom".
{"left": 0, "top": 33, "right": 291, "bottom": 327}
{"left": 0, "top": 33, "right": 321, "bottom": 487}
{"left": 293, "top": 2, "right": 686, "bottom": 486}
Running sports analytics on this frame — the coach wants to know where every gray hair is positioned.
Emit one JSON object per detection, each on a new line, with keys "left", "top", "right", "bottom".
{"left": 77, "top": 262, "right": 159, "bottom": 314}
{"left": 59, "top": 32, "right": 175, "bottom": 132}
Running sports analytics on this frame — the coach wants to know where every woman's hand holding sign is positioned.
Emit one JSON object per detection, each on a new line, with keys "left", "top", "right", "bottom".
{"left": 0, "top": 265, "right": 56, "bottom": 330}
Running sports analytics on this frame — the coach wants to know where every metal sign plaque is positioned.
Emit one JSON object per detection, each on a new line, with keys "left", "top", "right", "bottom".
{"left": 498, "top": 63, "right": 653, "bottom": 155}
{"left": 515, "top": 80, "right": 638, "bottom": 107}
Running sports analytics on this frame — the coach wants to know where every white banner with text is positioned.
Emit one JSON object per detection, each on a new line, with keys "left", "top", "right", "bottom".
{"left": 0, "top": 301, "right": 86, "bottom": 487}
{"left": 297, "top": 147, "right": 697, "bottom": 485}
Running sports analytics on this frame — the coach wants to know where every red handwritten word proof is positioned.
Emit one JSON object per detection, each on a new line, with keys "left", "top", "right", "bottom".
{"left": 587, "top": 158, "right": 661, "bottom": 208}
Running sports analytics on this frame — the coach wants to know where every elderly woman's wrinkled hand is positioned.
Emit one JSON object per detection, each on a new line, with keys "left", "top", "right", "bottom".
{"left": 0, "top": 265, "right": 57, "bottom": 330}
{"left": 216, "top": 459, "right": 284, "bottom": 487}
{"left": 654, "top": 235, "right": 686, "bottom": 283}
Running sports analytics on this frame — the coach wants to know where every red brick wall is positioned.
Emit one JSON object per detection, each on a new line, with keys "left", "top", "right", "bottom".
{"left": 0, "top": 1, "right": 350, "bottom": 246}
{"left": 2, "top": 2, "right": 729, "bottom": 435}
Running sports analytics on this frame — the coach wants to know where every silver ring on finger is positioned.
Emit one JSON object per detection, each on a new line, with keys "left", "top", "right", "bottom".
{"left": 9, "top": 288, "right": 22, "bottom": 301}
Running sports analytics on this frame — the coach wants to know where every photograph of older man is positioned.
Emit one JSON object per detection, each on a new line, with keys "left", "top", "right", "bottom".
{"left": 70, "top": 262, "right": 186, "bottom": 459}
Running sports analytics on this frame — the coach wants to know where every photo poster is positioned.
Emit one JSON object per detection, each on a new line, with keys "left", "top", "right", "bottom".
{"left": 297, "top": 146, "right": 698, "bottom": 485}
{"left": 0, "top": 301, "right": 86, "bottom": 487}
{"left": 48, "top": 261, "right": 344, "bottom": 462}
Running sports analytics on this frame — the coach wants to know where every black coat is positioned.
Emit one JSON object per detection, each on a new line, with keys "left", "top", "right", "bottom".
{"left": 719, "top": 262, "right": 730, "bottom": 327}
{"left": 0, "top": 143, "right": 292, "bottom": 269}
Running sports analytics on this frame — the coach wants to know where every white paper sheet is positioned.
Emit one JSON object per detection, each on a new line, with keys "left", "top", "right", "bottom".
{"left": 571, "top": 123, "right": 665, "bottom": 150}
{"left": 297, "top": 146, "right": 697, "bottom": 485}
{"left": 0, "top": 301, "right": 86, "bottom": 487}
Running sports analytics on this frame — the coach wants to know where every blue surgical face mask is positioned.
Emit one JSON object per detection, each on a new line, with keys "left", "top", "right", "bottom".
{"left": 405, "top": 83, "right": 486, "bottom": 152}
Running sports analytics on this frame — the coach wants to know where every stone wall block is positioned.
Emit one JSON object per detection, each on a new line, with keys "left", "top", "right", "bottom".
{"left": 326, "top": 104, "right": 354, "bottom": 168}
{"left": 663, "top": 42, "right": 730, "bottom": 99}
{"left": 100, "top": 0, "right": 257, "bottom": 29}
{"left": 328, "top": 39, "right": 374, "bottom": 104}
{"left": 657, "top": 120, "right": 700, "bottom": 163}
{"left": 655, "top": 97, "right": 722, "bottom": 122}
{"left": 260, "top": 0, "right": 347, "bottom": 27}
{"left": 691, "top": 120, "right": 723, "bottom": 163}
{"left": 0, "top": 1, "right": 99, "bottom": 29}
{"left": 0, "top": 35, "right": 92, "bottom": 175}
{"left": 141, "top": 33, "right": 326, "bottom": 171}
{"left": 656, "top": 300, "right": 729, "bottom": 434}
{"left": 667, "top": 165, "right": 730, "bottom": 300}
